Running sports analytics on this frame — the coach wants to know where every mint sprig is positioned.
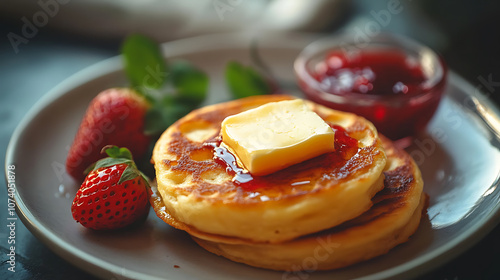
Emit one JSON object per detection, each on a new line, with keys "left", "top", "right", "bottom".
{"left": 144, "top": 95, "right": 196, "bottom": 135}
{"left": 169, "top": 60, "right": 208, "bottom": 105}
{"left": 121, "top": 35, "right": 209, "bottom": 136}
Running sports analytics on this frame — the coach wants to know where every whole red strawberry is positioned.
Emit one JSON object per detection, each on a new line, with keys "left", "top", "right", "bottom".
{"left": 72, "top": 146, "right": 150, "bottom": 230}
{"left": 66, "top": 88, "right": 151, "bottom": 182}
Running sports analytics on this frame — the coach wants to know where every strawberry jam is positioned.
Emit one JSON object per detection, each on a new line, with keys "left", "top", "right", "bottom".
{"left": 208, "top": 124, "right": 358, "bottom": 191}
{"left": 330, "top": 124, "right": 358, "bottom": 160}
{"left": 314, "top": 50, "right": 426, "bottom": 96}
{"left": 297, "top": 44, "right": 447, "bottom": 141}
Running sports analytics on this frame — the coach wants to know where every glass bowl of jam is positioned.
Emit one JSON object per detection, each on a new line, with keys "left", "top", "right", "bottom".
{"left": 294, "top": 33, "right": 447, "bottom": 141}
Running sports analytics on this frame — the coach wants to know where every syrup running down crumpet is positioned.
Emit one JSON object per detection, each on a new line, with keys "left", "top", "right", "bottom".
{"left": 150, "top": 95, "right": 426, "bottom": 270}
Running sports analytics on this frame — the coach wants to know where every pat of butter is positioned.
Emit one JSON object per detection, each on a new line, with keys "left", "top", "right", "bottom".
{"left": 221, "top": 99, "right": 335, "bottom": 176}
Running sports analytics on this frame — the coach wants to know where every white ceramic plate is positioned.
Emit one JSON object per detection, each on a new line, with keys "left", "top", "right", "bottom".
{"left": 6, "top": 32, "right": 500, "bottom": 280}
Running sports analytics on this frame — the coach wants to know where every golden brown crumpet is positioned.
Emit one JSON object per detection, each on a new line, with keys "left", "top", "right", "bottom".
{"left": 151, "top": 95, "right": 387, "bottom": 243}
{"left": 190, "top": 135, "right": 426, "bottom": 271}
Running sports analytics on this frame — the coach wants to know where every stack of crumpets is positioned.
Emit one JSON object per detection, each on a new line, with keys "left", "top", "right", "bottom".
{"left": 150, "top": 94, "right": 427, "bottom": 271}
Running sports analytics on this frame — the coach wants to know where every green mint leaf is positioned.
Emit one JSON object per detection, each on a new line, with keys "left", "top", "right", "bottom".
{"left": 118, "top": 165, "right": 141, "bottom": 185}
{"left": 121, "top": 34, "right": 168, "bottom": 91}
{"left": 170, "top": 60, "right": 208, "bottom": 105}
{"left": 225, "top": 61, "right": 271, "bottom": 99}
{"left": 144, "top": 95, "right": 196, "bottom": 136}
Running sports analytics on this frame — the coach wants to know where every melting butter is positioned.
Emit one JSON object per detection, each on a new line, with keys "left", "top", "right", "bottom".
{"left": 221, "top": 99, "right": 335, "bottom": 176}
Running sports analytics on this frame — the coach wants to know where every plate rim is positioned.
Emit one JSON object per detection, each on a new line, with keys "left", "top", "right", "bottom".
{"left": 5, "top": 32, "right": 500, "bottom": 280}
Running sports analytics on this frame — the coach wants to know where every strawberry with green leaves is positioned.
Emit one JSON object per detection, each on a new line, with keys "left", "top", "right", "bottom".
{"left": 72, "top": 146, "right": 150, "bottom": 230}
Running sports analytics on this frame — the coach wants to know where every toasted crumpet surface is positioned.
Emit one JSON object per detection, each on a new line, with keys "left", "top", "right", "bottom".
{"left": 151, "top": 95, "right": 387, "bottom": 243}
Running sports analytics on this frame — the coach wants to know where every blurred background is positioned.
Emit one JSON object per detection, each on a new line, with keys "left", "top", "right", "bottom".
{"left": 1, "top": 0, "right": 499, "bottom": 279}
